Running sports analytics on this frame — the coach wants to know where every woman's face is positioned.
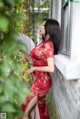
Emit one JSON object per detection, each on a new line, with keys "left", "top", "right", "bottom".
{"left": 39, "top": 24, "right": 45, "bottom": 36}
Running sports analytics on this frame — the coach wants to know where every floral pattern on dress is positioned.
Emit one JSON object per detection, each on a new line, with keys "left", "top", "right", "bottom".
{"left": 18, "top": 40, "right": 54, "bottom": 119}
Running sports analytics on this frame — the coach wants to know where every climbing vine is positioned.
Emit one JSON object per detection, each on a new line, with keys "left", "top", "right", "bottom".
{"left": 0, "top": 0, "right": 32, "bottom": 118}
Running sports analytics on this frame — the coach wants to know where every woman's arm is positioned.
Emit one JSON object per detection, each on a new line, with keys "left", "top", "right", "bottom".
{"left": 34, "top": 57, "right": 54, "bottom": 73}
{"left": 26, "top": 57, "right": 54, "bottom": 75}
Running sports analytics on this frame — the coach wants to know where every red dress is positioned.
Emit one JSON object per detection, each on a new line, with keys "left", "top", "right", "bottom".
{"left": 19, "top": 39, "right": 54, "bottom": 119}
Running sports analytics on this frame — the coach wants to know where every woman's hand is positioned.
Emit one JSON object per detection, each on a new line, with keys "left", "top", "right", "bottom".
{"left": 26, "top": 67, "right": 36, "bottom": 75}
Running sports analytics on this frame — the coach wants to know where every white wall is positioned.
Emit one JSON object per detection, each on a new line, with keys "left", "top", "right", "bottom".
{"left": 50, "top": 1, "right": 80, "bottom": 119}
{"left": 51, "top": 2, "right": 80, "bottom": 80}
{"left": 51, "top": 0, "right": 62, "bottom": 26}
{"left": 71, "top": 3, "right": 80, "bottom": 63}
{"left": 52, "top": 69, "right": 80, "bottom": 119}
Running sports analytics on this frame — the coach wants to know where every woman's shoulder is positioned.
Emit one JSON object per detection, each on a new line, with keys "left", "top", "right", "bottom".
{"left": 42, "top": 40, "right": 53, "bottom": 48}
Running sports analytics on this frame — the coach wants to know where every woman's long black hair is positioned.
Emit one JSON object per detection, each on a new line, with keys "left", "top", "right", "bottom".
{"left": 44, "top": 19, "right": 61, "bottom": 55}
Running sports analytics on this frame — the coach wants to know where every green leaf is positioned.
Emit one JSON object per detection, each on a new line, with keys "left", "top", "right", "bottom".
{"left": 0, "top": 84, "right": 4, "bottom": 94}
{"left": 18, "top": 43, "right": 28, "bottom": 53}
{"left": 0, "top": 15, "right": 9, "bottom": 31}
{"left": 3, "top": 0, "right": 15, "bottom": 8}
{"left": 0, "top": 96, "right": 5, "bottom": 104}
{"left": 6, "top": 113, "right": 14, "bottom": 119}
{"left": 16, "top": 0, "right": 23, "bottom": 4}
{"left": 20, "top": 14, "right": 28, "bottom": 21}
{"left": 2, "top": 103, "right": 16, "bottom": 112}
{"left": 1, "top": 61, "right": 11, "bottom": 77}
{"left": 4, "top": 80, "right": 17, "bottom": 96}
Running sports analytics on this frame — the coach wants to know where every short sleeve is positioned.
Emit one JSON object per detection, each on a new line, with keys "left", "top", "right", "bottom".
{"left": 43, "top": 41, "right": 54, "bottom": 58}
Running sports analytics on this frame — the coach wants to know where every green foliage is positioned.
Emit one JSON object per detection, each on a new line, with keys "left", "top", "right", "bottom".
{"left": 38, "top": 0, "right": 50, "bottom": 9}
{"left": 0, "top": 0, "right": 51, "bottom": 118}
{"left": 19, "top": 51, "right": 33, "bottom": 85}
{"left": 29, "top": 0, "right": 50, "bottom": 44}
{"left": 0, "top": 14, "right": 9, "bottom": 31}
{"left": 0, "top": 0, "right": 31, "bottom": 119}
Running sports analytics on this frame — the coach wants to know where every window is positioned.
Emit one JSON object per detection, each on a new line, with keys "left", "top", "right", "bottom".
{"left": 61, "top": 1, "right": 72, "bottom": 55}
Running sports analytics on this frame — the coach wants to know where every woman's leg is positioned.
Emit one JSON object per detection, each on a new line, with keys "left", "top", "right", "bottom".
{"left": 30, "top": 104, "right": 40, "bottom": 119}
{"left": 22, "top": 96, "right": 37, "bottom": 119}
{"left": 34, "top": 104, "right": 40, "bottom": 119}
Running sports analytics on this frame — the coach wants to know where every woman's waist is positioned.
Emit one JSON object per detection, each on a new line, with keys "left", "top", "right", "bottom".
{"left": 33, "top": 61, "right": 47, "bottom": 66}
{"left": 32, "top": 71, "right": 51, "bottom": 79}
{"left": 33, "top": 71, "right": 52, "bottom": 87}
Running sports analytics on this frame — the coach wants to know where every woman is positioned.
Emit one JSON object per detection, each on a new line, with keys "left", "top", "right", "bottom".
{"left": 19, "top": 19, "right": 61, "bottom": 119}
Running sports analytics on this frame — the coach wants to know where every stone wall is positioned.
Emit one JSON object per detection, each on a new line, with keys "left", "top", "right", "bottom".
{"left": 51, "top": 67, "right": 80, "bottom": 119}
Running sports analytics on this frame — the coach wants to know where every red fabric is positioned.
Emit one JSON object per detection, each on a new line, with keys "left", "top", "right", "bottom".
{"left": 18, "top": 40, "right": 54, "bottom": 119}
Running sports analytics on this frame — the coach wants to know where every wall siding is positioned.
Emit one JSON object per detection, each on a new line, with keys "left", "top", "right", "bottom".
{"left": 52, "top": 67, "right": 80, "bottom": 119}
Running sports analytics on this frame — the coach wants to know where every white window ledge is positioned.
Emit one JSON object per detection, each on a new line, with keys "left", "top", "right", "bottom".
{"left": 54, "top": 54, "right": 80, "bottom": 80}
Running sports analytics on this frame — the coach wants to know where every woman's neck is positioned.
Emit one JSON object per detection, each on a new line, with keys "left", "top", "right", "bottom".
{"left": 45, "top": 34, "right": 49, "bottom": 40}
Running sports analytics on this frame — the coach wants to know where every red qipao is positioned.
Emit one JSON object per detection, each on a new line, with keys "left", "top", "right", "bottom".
{"left": 18, "top": 40, "right": 54, "bottom": 119}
